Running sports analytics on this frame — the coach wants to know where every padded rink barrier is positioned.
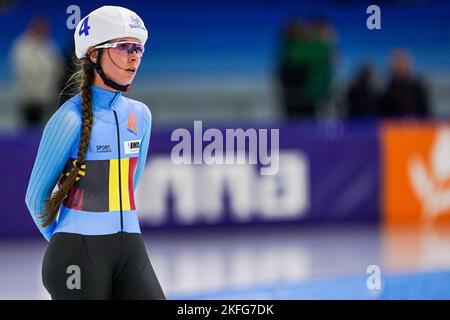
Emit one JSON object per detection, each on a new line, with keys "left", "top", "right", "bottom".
{"left": 170, "top": 270, "right": 450, "bottom": 300}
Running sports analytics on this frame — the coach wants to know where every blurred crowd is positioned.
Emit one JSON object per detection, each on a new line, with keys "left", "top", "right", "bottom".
{"left": 278, "top": 16, "right": 336, "bottom": 119}
{"left": 9, "top": 14, "right": 432, "bottom": 128}
{"left": 346, "top": 50, "right": 429, "bottom": 118}
{"left": 277, "top": 17, "right": 430, "bottom": 120}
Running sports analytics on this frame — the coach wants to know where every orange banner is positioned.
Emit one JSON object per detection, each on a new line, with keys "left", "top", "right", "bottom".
{"left": 381, "top": 121, "right": 450, "bottom": 227}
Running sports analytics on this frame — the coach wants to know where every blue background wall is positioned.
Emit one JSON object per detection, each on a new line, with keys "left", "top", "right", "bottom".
{"left": 1, "top": 0, "right": 449, "bottom": 80}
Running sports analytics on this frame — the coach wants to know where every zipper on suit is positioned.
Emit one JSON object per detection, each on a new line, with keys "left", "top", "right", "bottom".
{"left": 113, "top": 110, "right": 124, "bottom": 232}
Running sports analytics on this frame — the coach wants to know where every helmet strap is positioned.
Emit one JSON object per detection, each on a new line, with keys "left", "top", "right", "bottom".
{"left": 90, "top": 49, "right": 131, "bottom": 93}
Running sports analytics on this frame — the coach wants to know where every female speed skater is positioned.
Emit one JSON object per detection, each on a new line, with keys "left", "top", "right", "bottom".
{"left": 25, "top": 5, "right": 166, "bottom": 300}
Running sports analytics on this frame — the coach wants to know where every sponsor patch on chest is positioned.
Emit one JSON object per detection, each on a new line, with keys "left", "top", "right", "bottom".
{"left": 124, "top": 139, "right": 141, "bottom": 154}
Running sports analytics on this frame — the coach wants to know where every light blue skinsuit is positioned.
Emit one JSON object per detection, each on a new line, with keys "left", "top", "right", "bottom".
{"left": 25, "top": 85, "right": 152, "bottom": 241}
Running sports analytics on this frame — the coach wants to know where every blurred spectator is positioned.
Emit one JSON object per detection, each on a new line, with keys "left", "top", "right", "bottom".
{"left": 278, "top": 17, "right": 335, "bottom": 119}
{"left": 278, "top": 19, "right": 313, "bottom": 119}
{"left": 10, "top": 15, "right": 62, "bottom": 127}
{"left": 307, "top": 16, "right": 335, "bottom": 112}
{"left": 379, "top": 49, "right": 429, "bottom": 118}
{"left": 346, "top": 64, "right": 380, "bottom": 117}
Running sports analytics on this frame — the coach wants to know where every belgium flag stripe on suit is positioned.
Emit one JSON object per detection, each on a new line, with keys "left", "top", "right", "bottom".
{"left": 60, "top": 157, "right": 138, "bottom": 212}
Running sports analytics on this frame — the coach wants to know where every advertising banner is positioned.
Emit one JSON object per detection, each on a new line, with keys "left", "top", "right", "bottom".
{"left": 381, "top": 121, "right": 450, "bottom": 226}
{"left": 0, "top": 121, "right": 381, "bottom": 238}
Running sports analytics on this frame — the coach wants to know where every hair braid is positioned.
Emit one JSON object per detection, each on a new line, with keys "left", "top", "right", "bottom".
{"left": 38, "top": 59, "right": 94, "bottom": 227}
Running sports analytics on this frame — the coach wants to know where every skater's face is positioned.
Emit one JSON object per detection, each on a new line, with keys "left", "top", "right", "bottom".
{"left": 88, "top": 37, "right": 143, "bottom": 90}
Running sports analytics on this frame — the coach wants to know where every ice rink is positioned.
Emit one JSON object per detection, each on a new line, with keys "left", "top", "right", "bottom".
{"left": 2, "top": 224, "right": 450, "bottom": 300}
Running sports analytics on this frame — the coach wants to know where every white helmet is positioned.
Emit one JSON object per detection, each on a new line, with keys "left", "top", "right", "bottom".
{"left": 74, "top": 6, "right": 148, "bottom": 59}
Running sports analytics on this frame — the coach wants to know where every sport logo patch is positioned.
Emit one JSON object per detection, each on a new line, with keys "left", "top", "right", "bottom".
{"left": 96, "top": 144, "right": 111, "bottom": 153}
{"left": 124, "top": 139, "right": 141, "bottom": 154}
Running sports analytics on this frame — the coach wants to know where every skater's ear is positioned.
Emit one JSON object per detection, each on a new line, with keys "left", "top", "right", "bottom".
{"left": 87, "top": 47, "right": 98, "bottom": 64}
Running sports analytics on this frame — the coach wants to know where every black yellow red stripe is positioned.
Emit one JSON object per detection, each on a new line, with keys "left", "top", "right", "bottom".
{"left": 60, "top": 157, "right": 138, "bottom": 212}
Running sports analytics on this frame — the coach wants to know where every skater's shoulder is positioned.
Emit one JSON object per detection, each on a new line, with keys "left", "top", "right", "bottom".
{"left": 122, "top": 95, "right": 152, "bottom": 121}
{"left": 61, "top": 93, "right": 83, "bottom": 113}
{"left": 48, "top": 94, "right": 82, "bottom": 128}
